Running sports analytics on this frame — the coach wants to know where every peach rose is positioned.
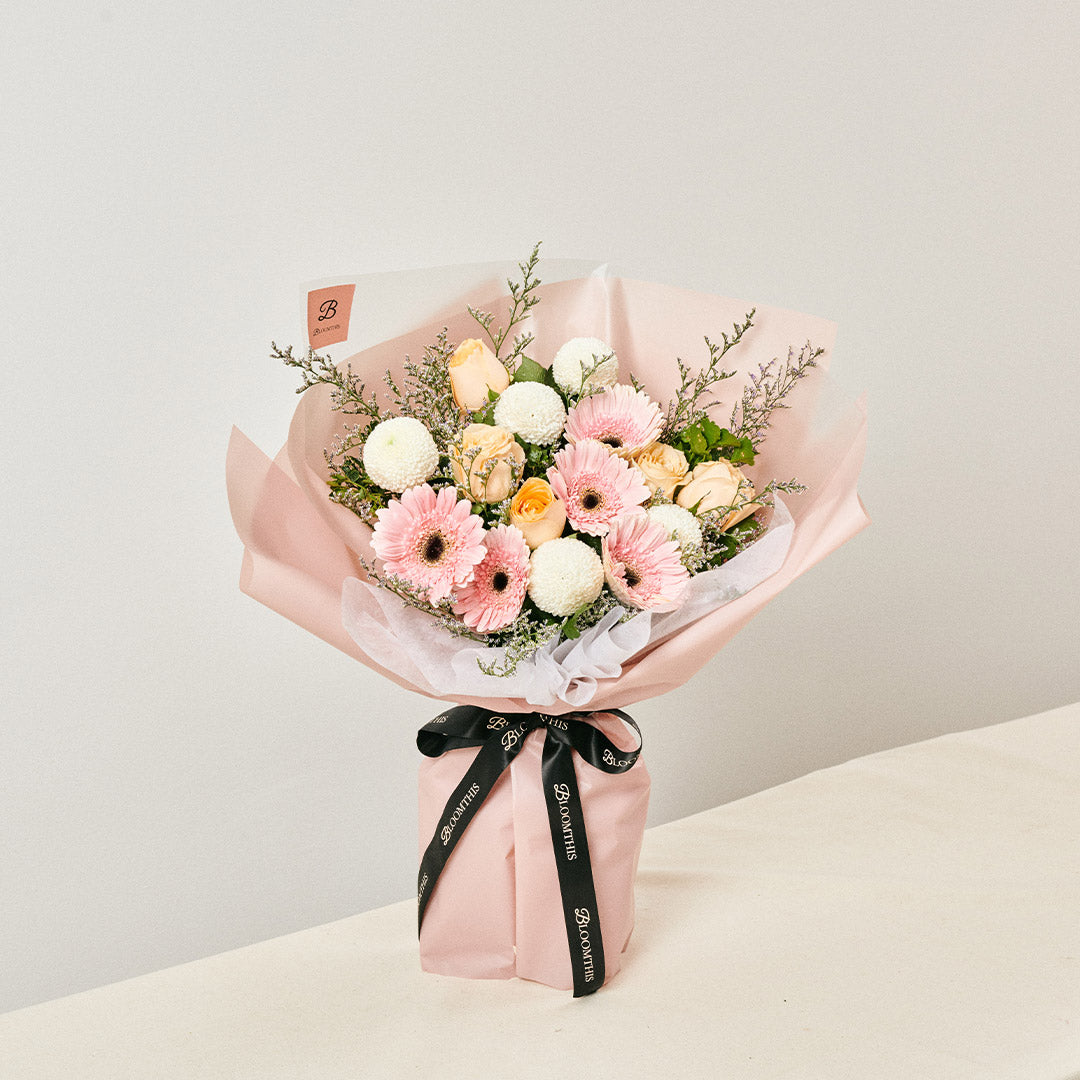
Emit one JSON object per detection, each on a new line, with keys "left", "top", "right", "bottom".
{"left": 676, "top": 459, "right": 760, "bottom": 528}
{"left": 509, "top": 478, "right": 567, "bottom": 549}
{"left": 633, "top": 442, "right": 689, "bottom": 499}
{"left": 451, "top": 423, "right": 526, "bottom": 503}
{"left": 448, "top": 338, "right": 510, "bottom": 411}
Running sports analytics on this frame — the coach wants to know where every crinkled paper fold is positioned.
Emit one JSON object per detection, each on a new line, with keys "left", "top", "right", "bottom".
{"left": 227, "top": 261, "right": 868, "bottom": 713}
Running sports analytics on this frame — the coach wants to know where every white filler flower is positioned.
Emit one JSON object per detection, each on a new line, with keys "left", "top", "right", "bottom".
{"left": 551, "top": 337, "right": 619, "bottom": 394}
{"left": 646, "top": 503, "right": 704, "bottom": 553}
{"left": 492, "top": 382, "right": 567, "bottom": 445}
{"left": 527, "top": 536, "right": 604, "bottom": 616}
{"left": 362, "top": 416, "right": 439, "bottom": 493}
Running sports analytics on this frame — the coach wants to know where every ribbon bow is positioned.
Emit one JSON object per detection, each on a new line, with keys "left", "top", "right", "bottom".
{"left": 417, "top": 706, "right": 642, "bottom": 997}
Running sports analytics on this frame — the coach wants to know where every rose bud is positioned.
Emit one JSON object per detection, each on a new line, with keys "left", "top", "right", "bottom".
{"left": 632, "top": 442, "right": 689, "bottom": 499}
{"left": 509, "top": 477, "right": 568, "bottom": 549}
{"left": 448, "top": 338, "right": 510, "bottom": 411}
{"left": 676, "top": 459, "right": 760, "bottom": 528}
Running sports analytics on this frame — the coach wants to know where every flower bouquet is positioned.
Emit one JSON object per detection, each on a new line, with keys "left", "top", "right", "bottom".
{"left": 227, "top": 246, "right": 868, "bottom": 996}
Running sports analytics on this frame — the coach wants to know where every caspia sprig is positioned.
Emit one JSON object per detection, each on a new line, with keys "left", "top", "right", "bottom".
{"left": 731, "top": 342, "right": 823, "bottom": 446}
{"left": 636, "top": 309, "right": 754, "bottom": 441}
{"left": 275, "top": 342, "right": 387, "bottom": 425}
{"left": 467, "top": 241, "right": 543, "bottom": 369}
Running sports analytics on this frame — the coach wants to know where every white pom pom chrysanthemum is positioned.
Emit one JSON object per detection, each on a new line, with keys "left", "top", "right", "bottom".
{"left": 527, "top": 537, "right": 604, "bottom": 616}
{"left": 646, "top": 503, "right": 703, "bottom": 553}
{"left": 551, "top": 337, "right": 619, "bottom": 393}
{"left": 362, "top": 417, "right": 439, "bottom": 493}
{"left": 492, "top": 382, "right": 567, "bottom": 446}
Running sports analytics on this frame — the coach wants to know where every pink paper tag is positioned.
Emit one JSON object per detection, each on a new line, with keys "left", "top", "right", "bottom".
{"left": 306, "top": 284, "right": 355, "bottom": 348}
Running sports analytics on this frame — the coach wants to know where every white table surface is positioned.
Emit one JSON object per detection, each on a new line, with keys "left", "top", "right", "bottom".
{"left": 3, "top": 702, "right": 1078, "bottom": 1080}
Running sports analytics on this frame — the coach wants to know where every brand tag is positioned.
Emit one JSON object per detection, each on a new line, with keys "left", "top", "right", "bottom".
{"left": 306, "top": 284, "right": 355, "bottom": 348}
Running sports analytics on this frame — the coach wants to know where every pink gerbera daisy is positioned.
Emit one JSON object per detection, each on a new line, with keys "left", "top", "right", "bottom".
{"left": 602, "top": 514, "right": 689, "bottom": 611}
{"left": 564, "top": 384, "right": 664, "bottom": 458}
{"left": 372, "top": 484, "right": 487, "bottom": 603}
{"left": 548, "top": 439, "right": 650, "bottom": 536}
{"left": 452, "top": 524, "right": 530, "bottom": 633}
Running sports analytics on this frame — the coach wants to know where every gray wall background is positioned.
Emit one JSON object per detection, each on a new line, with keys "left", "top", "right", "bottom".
{"left": 3, "top": 1, "right": 1077, "bottom": 1013}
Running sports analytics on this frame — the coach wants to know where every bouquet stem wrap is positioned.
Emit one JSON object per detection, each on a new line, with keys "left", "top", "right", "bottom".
{"left": 417, "top": 707, "right": 647, "bottom": 996}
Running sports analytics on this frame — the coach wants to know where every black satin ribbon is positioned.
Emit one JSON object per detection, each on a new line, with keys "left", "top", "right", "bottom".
{"left": 417, "top": 705, "right": 642, "bottom": 998}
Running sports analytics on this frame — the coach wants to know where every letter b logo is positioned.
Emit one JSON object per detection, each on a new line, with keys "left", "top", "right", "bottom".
{"left": 306, "top": 284, "right": 355, "bottom": 347}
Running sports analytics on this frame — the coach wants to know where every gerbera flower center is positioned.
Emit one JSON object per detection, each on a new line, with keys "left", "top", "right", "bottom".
{"left": 600, "top": 434, "right": 623, "bottom": 448}
{"left": 581, "top": 487, "right": 604, "bottom": 511}
{"left": 421, "top": 533, "right": 447, "bottom": 564}
{"left": 624, "top": 566, "right": 642, "bottom": 589}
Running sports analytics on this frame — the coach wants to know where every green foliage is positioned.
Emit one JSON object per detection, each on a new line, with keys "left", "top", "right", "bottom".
{"left": 671, "top": 414, "right": 757, "bottom": 469}
{"left": 511, "top": 354, "right": 557, "bottom": 388}
{"left": 513, "top": 435, "right": 557, "bottom": 480}
{"left": 695, "top": 514, "right": 766, "bottom": 570}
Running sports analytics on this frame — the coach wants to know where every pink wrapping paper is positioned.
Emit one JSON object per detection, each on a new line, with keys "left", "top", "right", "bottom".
{"left": 417, "top": 713, "right": 650, "bottom": 989}
{"left": 226, "top": 272, "right": 868, "bottom": 714}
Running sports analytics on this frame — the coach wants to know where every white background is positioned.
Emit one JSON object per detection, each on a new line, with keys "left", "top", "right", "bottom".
{"left": 2, "top": 1, "right": 1077, "bottom": 1014}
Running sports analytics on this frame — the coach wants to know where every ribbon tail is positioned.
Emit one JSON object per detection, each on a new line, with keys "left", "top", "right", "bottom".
{"left": 418, "top": 729, "right": 527, "bottom": 933}
{"left": 541, "top": 732, "right": 606, "bottom": 997}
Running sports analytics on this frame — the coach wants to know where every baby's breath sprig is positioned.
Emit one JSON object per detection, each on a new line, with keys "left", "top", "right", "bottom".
{"left": 329, "top": 424, "right": 366, "bottom": 462}
{"left": 467, "top": 242, "right": 543, "bottom": 369}
{"left": 382, "top": 329, "right": 460, "bottom": 451}
{"left": 477, "top": 613, "right": 562, "bottom": 677}
{"left": 325, "top": 455, "right": 389, "bottom": 527}
{"left": 479, "top": 585, "right": 632, "bottom": 678}
{"left": 731, "top": 341, "right": 823, "bottom": 447}
{"left": 326, "top": 485, "right": 383, "bottom": 527}
{"left": 278, "top": 328, "right": 462, "bottom": 458}
{"left": 275, "top": 342, "right": 387, "bottom": 426}
{"left": 560, "top": 590, "right": 627, "bottom": 640}
{"left": 649, "top": 310, "right": 755, "bottom": 440}
{"left": 354, "top": 556, "right": 488, "bottom": 643}
{"left": 758, "top": 477, "right": 807, "bottom": 498}
{"left": 693, "top": 512, "right": 767, "bottom": 571}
